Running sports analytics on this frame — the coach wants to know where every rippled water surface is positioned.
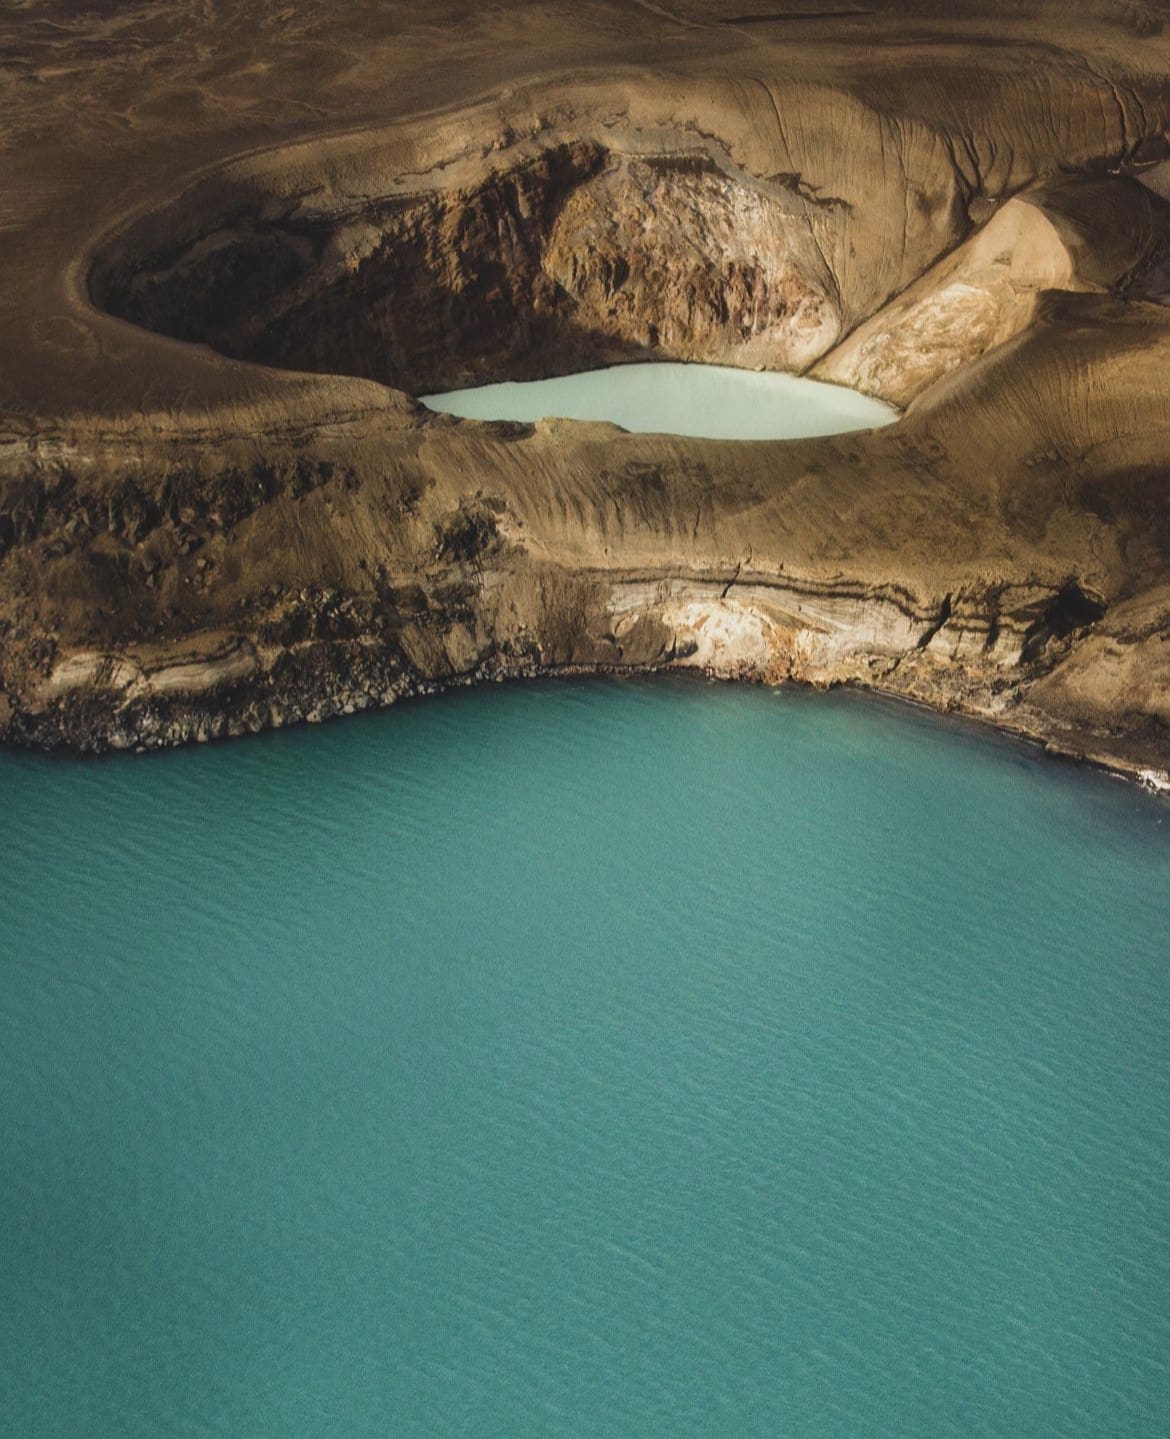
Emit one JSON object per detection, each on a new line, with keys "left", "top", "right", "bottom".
{"left": 2, "top": 681, "right": 1169, "bottom": 1437}
{"left": 420, "top": 361, "right": 896, "bottom": 438}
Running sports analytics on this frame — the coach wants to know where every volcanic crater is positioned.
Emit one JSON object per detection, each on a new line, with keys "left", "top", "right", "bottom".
{"left": 2, "top": 1, "right": 1170, "bottom": 787}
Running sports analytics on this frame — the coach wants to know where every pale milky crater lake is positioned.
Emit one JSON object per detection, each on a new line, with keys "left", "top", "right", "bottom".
{"left": 420, "top": 361, "right": 897, "bottom": 438}
{"left": 2, "top": 679, "right": 1169, "bottom": 1437}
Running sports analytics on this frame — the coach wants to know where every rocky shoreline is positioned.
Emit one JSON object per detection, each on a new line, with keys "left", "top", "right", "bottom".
{"left": 9, "top": 649, "right": 1169, "bottom": 805}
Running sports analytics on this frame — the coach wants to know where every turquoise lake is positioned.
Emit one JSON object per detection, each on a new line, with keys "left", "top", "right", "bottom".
{"left": 420, "top": 362, "right": 896, "bottom": 438}
{"left": 2, "top": 679, "right": 1169, "bottom": 1436}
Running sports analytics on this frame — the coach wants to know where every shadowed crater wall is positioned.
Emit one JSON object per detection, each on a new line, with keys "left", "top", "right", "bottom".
{"left": 90, "top": 140, "right": 850, "bottom": 393}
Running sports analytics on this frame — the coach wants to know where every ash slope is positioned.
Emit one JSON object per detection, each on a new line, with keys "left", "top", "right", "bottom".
{"left": 2, "top": 0, "right": 1170, "bottom": 784}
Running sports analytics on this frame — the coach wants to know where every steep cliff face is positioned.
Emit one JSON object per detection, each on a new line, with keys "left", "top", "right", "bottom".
{"left": 541, "top": 155, "right": 842, "bottom": 370}
{"left": 94, "top": 143, "right": 604, "bottom": 392}
{"left": 0, "top": 470, "right": 1113, "bottom": 757}
{"left": 94, "top": 142, "right": 846, "bottom": 393}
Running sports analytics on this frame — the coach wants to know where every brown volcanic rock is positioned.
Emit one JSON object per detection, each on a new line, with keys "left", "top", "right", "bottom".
{"left": 541, "top": 154, "right": 842, "bottom": 370}
{"left": 1, "top": 0, "right": 1170, "bottom": 784}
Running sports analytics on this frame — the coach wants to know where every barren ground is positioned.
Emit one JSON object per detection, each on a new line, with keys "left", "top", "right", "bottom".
{"left": 2, "top": 0, "right": 1170, "bottom": 784}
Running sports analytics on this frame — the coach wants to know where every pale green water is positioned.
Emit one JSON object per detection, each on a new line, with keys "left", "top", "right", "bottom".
{"left": 2, "top": 680, "right": 1169, "bottom": 1437}
{"left": 420, "top": 362, "right": 896, "bottom": 438}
